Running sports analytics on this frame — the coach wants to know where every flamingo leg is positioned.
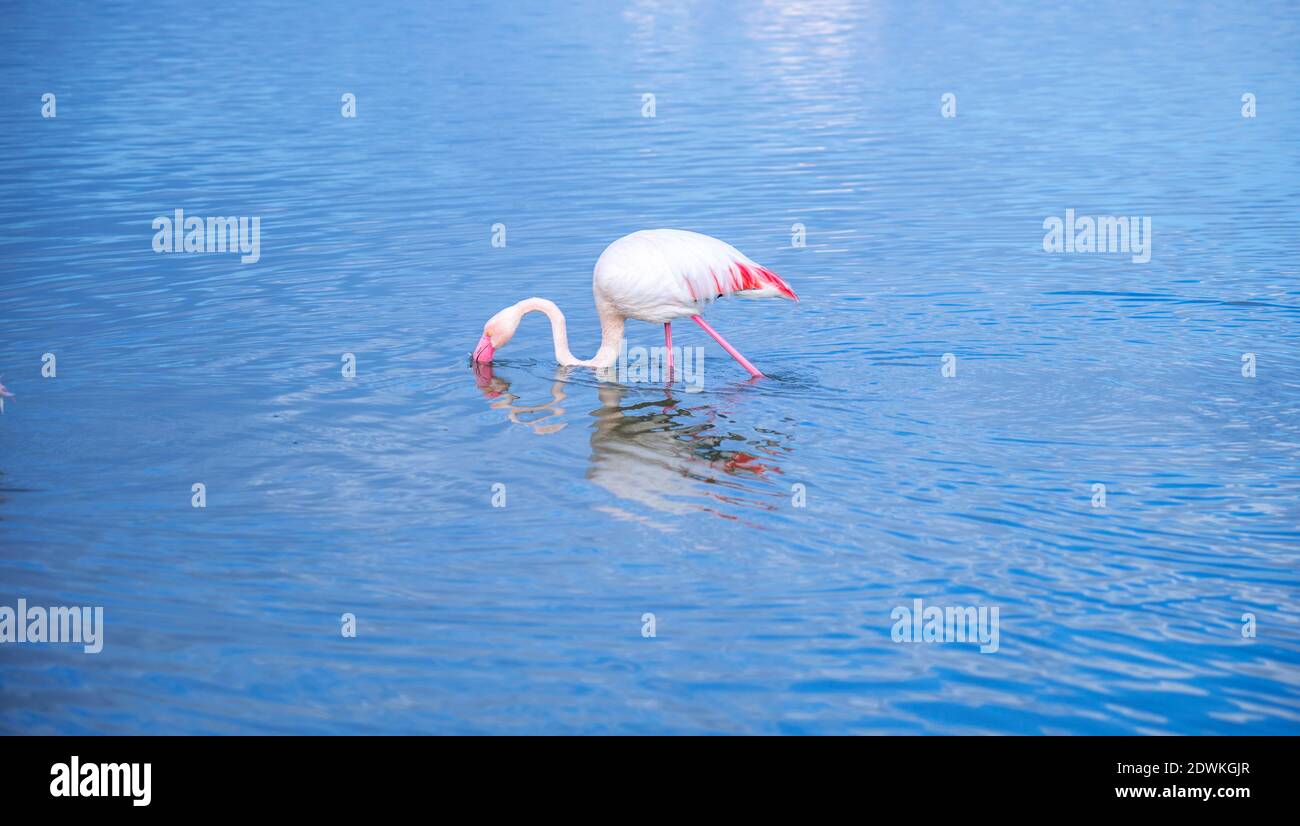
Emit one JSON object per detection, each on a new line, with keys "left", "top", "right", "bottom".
{"left": 691, "top": 315, "right": 764, "bottom": 379}
{"left": 664, "top": 322, "right": 673, "bottom": 379}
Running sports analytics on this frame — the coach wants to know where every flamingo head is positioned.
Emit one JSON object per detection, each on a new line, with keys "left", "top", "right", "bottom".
{"left": 473, "top": 304, "right": 523, "bottom": 363}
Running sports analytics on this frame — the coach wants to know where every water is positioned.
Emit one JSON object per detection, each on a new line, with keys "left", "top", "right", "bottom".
{"left": 1, "top": 1, "right": 1298, "bottom": 734}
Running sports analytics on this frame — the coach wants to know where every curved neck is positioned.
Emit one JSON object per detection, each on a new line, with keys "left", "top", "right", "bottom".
{"left": 515, "top": 297, "right": 623, "bottom": 368}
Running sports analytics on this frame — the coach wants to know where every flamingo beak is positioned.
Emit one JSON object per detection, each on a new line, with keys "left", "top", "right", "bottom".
{"left": 472, "top": 334, "right": 495, "bottom": 363}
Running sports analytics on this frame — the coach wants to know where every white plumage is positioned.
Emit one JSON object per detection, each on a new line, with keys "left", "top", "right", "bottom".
{"left": 593, "top": 229, "right": 797, "bottom": 323}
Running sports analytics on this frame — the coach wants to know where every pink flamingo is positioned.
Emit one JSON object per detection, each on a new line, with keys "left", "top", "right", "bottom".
{"left": 0, "top": 380, "right": 12, "bottom": 414}
{"left": 472, "top": 229, "right": 797, "bottom": 378}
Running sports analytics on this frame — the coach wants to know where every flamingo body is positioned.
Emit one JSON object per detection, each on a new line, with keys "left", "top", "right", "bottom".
{"left": 474, "top": 229, "right": 796, "bottom": 376}
{"left": 594, "top": 229, "right": 797, "bottom": 324}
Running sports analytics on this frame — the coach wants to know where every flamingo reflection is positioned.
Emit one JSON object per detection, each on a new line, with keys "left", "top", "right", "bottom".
{"left": 472, "top": 362, "right": 792, "bottom": 519}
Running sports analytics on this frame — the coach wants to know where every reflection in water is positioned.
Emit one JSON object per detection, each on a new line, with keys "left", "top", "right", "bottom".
{"left": 472, "top": 363, "right": 793, "bottom": 520}
{"left": 473, "top": 360, "right": 569, "bottom": 435}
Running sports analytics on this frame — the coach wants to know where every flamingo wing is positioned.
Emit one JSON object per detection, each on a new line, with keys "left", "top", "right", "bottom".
{"left": 594, "top": 229, "right": 797, "bottom": 322}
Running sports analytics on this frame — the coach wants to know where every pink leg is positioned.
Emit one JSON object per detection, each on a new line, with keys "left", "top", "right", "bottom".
{"left": 691, "top": 315, "right": 764, "bottom": 378}
{"left": 664, "top": 322, "right": 673, "bottom": 378}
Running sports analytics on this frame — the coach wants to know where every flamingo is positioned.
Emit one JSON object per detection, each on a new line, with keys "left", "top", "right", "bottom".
{"left": 472, "top": 229, "right": 797, "bottom": 378}
{"left": 0, "top": 380, "right": 12, "bottom": 414}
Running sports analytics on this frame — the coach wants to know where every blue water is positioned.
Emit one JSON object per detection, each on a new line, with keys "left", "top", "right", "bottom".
{"left": 2, "top": 1, "right": 1298, "bottom": 735}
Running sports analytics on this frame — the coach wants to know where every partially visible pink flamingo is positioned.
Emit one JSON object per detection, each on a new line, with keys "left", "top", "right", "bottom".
{"left": 472, "top": 229, "right": 797, "bottom": 378}
{"left": 0, "top": 380, "right": 12, "bottom": 414}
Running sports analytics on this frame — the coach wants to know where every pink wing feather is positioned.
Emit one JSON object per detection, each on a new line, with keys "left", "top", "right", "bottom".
{"left": 594, "top": 229, "right": 797, "bottom": 322}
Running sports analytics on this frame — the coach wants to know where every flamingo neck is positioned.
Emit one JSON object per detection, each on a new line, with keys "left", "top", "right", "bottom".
{"left": 515, "top": 297, "right": 623, "bottom": 368}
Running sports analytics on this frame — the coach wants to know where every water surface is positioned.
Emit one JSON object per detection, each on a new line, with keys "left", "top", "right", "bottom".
{"left": 1, "top": 0, "right": 1298, "bottom": 734}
